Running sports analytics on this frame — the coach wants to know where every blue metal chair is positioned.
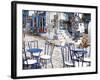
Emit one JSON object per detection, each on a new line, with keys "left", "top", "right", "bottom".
{"left": 27, "top": 40, "right": 42, "bottom": 58}
{"left": 61, "top": 44, "right": 75, "bottom": 67}
{"left": 27, "top": 40, "right": 42, "bottom": 68}
{"left": 69, "top": 43, "right": 89, "bottom": 67}
{"left": 68, "top": 43, "right": 80, "bottom": 67}
{"left": 40, "top": 41, "right": 54, "bottom": 68}
{"left": 22, "top": 44, "right": 39, "bottom": 69}
{"left": 81, "top": 46, "right": 91, "bottom": 66}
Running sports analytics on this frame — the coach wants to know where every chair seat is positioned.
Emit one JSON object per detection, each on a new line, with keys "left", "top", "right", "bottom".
{"left": 40, "top": 55, "right": 51, "bottom": 60}
{"left": 24, "top": 59, "right": 37, "bottom": 64}
{"left": 32, "top": 52, "right": 40, "bottom": 56}
{"left": 83, "top": 57, "right": 91, "bottom": 62}
{"left": 65, "top": 61, "right": 74, "bottom": 66}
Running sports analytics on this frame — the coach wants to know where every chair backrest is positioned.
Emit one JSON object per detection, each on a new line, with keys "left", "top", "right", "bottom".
{"left": 83, "top": 45, "right": 91, "bottom": 57}
{"left": 22, "top": 42, "right": 28, "bottom": 65}
{"left": 61, "top": 43, "right": 76, "bottom": 64}
{"left": 68, "top": 43, "right": 75, "bottom": 51}
{"left": 61, "top": 44, "right": 69, "bottom": 64}
{"left": 68, "top": 43, "right": 76, "bottom": 62}
{"left": 28, "top": 40, "right": 38, "bottom": 49}
{"left": 44, "top": 41, "right": 54, "bottom": 57}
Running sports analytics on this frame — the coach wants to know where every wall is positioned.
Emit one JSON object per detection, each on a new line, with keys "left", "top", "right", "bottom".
{"left": 0, "top": 0, "right": 99, "bottom": 80}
